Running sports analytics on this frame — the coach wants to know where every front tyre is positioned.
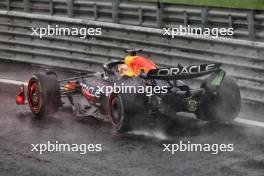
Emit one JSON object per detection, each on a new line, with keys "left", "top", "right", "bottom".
{"left": 27, "top": 73, "right": 61, "bottom": 117}
{"left": 197, "top": 74, "right": 241, "bottom": 123}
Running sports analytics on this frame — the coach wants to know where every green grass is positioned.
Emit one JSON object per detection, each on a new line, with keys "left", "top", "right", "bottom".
{"left": 132, "top": 0, "right": 264, "bottom": 10}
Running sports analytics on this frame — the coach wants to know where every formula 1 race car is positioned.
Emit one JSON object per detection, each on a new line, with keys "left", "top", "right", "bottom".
{"left": 16, "top": 49, "right": 241, "bottom": 132}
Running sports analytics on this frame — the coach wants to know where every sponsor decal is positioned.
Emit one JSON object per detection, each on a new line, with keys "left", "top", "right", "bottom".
{"left": 148, "top": 63, "right": 222, "bottom": 78}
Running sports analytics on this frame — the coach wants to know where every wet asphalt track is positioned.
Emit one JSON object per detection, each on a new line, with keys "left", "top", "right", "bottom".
{"left": 0, "top": 62, "right": 264, "bottom": 176}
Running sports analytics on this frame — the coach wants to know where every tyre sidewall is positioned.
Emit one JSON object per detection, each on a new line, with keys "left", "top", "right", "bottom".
{"left": 28, "top": 73, "right": 61, "bottom": 117}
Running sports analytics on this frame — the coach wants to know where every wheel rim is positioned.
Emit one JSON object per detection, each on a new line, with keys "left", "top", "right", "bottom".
{"left": 110, "top": 96, "right": 123, "bottom": 128}
{"left": 28, "top": 79, "right": 42, "bottom": 113}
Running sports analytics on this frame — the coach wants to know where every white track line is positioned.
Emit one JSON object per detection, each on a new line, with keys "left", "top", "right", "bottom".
{"left": 0, "top": 78, "right": 27, "bottom": 86}
{"left": 235, "top": 118, "right": 264, "bottom": 128}
{"left": 1, "top": 78, "right": 264, "bottom": 128}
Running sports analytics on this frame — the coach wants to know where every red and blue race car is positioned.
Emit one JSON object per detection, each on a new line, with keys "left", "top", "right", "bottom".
{"left": 16, "top": 49, "right": 241, "bottom": 132}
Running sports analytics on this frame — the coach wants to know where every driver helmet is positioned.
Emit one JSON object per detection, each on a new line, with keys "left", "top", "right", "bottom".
{"left": 124, "top": 55, "right": 157, "bottom": 77}
{"left": 117, "top": 64, "right": 128, "bottom": 76}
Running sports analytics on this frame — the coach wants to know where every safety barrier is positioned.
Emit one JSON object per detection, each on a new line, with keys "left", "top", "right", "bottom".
{"left": 0, "top": 11, "right": 263, "bottom": 105}
{"left": 0, "top": 0, "right": 263, "bottom": 41}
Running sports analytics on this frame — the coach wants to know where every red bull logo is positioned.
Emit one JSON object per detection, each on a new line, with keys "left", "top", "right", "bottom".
{"left": 124, "top": 55, "right": 157, "bottom": 77}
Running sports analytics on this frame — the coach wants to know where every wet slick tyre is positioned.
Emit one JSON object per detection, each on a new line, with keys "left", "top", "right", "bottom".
{"left": 109, "top": 94, "right": 130, "bottom": 133}
{"left": 109, "top": 93, "right": 146, "bottom": 133}
{"left": 27, "top": 73, "right": 61, "bottom": 117}
{"left": 197, "top": 74, "right": 241, "bottom": 123}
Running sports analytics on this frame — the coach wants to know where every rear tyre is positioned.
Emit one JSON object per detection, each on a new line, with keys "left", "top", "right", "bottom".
{"left": 197, "top": 74, "right": 241, "bottom": 123}
{"left": 109, "top": 94, "right": 130, "bottom": 132}
{"left": 109, "top": 93, "right": 146, "bottom": 133}
{"left": 27, "top": 73, "right": 61, "bottom": 117}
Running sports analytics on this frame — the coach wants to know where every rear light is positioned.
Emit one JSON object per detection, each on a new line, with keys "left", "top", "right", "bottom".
{"left": 16, "top": 84, "right": 25, "bottom": 105}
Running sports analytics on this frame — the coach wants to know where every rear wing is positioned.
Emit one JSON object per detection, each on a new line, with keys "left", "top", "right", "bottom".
{"left": 147, "top": 63, "right": 223, "bottom": 80}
